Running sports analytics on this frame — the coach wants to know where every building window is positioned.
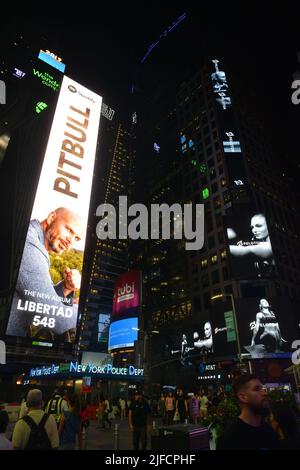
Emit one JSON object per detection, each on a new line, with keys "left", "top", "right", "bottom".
{"left": 202, "top": 274, "right": 209, "bottom": 288}
{"left": 201, "top": 259, "right": 208, "bottom": 269}
{"left": 224, "top": 285, "right": 233, "bottom": 294}
{"left": 199, "top": 163, "right": 206, "bottom": 174}
{"left": 203, "top": 125, "right": 209, "bottom": 135}
{"left": 203, "top": 292, "right": 211, "bottom": 310}
{"left": 207, "top": 158, "right": 214, "bottom": 168}
{"left": 211, "top": 254, "right": 218, "bottom": 264}
{"left": 218, "top": 231, "right": 224, "bottom": 244}
{"left": 210, "top": 168, "right": 216, "bottom": 180}
{"left": 194, "top": 295, "right": 202, "bottom": 312}
{"left": 206, "top": 146, "right": 213, "bottom": 157}
{"left": 222, "top": 266, "right": 229, "bottom": 280}
{"left": 212, "top": 182, "right": 218, "bottom": 193}
{"left": 208, "top": 235, "right": 215, "bottom": 249}
{"left": 202, "top": 187, "right": 210, "bottom": 200}
{"left": 211, "top": 269, "right": 220, "bottom": 284}
{"left": 206, "top": 213, "right": 213, "bottom": 232}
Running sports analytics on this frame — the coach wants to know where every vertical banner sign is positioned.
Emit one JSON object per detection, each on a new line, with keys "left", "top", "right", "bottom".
{"left": 224, "top": 311, "right": 236, "bottom": 342}
{"left": 211, "top": 299, "right": 238, "bottom": 358}
{"left": 6, "top": 76, "right": 102, "bottom": 343}
{"left": 211, "top": 59, "right": 247, "bottom": 188}
{"left": 112, "top": 270, "right": 141, "bottom": 319}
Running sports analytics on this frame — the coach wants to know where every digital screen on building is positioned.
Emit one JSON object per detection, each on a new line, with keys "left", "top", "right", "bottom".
{"left": 211, "top": 63, "right": 232, "bottom": 111}
{"left": 38, "top": 50, "right": 66, "bottom": 73}
{"left": 211, "top": 59, "right": 247, "bottom": 188}
{"left": 222, "top": 131, "right": 241, "bottom": 153}
{"left": 108, "top": 317, "right": 138, "bottom": 350}
{"left": 5, "top": 76, "right": 102, "bottom": 343}
{"left": 97, "top": 313, "right": 110, "bottom": 344}
{"left": 166, "top": 322, "right": 214, "bottom": 367}
{"left": 225, "top": 206, "right": 276, "bottom": 279}
{"left": 81, "top": 351, "right": 112, "bottom": 368}
{"left": 112, "top": 270, "right": 141, "bottom": 319}
{"left": 235, "top": 297, "right": 298, "bottom": 359}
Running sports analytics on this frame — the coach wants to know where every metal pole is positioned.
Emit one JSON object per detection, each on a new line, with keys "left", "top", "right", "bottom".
{"left": 113, "top": 423, "right": 119, "bottom": 450}
{"left": 229, "top": 294, "right": 242, "bottom": 363}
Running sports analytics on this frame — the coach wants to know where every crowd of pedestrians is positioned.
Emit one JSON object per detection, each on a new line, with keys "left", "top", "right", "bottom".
{"left": 1, "top": 378, "right": 299, "bottom": 450}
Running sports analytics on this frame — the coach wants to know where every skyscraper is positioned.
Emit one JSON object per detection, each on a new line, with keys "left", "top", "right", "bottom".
{"left": 132, "top": 48, "right": 300, "bottom": 386}
{"left": 78, "top": 118, "right": 136, "bottom": 353}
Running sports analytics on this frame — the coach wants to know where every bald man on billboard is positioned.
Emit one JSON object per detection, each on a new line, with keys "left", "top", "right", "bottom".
{"left": 6, "top": 208, "right": 84, "bottom": 341}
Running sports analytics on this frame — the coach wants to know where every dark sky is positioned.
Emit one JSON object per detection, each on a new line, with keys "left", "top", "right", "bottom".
{"left": 2, "top": 2, "right": 300, "bottom": 165}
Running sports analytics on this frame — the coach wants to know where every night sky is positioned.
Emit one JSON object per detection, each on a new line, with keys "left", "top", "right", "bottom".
{"left": 2, "top": 2, "right": 300, "bottom": 167}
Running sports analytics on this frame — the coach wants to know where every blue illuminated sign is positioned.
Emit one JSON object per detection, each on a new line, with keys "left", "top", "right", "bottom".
{"left": 28, "top": 362, "right": 144, "bottom": 378}
{"left": 38, "top": 51, "right": 66, "bottom": 73}
{"left": 109, "top": 317, "right": 138, "bottom": 350}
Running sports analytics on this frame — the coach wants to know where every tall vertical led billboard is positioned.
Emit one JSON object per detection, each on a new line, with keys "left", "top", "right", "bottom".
{"left": 6, "top": 76, "right": 102, "bottom": 342}
{"left": 211, "top": 59, "right": 247, "bottom": 189}
{"left": 112, "top": 270, "right": 141, "bottom": 320}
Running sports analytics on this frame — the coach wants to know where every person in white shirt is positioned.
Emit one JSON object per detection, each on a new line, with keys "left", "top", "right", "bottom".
{"left": 0, "top": 410, "right": 13, "bottom": 450}
{"left": 12, "top": 389, "right": 59, "bottom": 450}
{"left": 119, "top": 398, "right": 126, "bottom": 419}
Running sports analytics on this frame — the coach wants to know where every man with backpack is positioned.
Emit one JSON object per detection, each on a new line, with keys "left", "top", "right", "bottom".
{"left": 12, "top": 389, "right": 59, "bottom": 450}
{"left": 45, "top": 388, "right": 69, "bottom": 426}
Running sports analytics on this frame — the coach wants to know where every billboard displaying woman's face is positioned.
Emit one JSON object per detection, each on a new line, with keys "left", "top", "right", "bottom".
{"left": 226, "top": 208, "right": 276, "bottom": 280}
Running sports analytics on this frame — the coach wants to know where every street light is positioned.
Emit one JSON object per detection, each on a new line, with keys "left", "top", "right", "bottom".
{"left": 211, "top": 293, "right": 242, "bottom": 362}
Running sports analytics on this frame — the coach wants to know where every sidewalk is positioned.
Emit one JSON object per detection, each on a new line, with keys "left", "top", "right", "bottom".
{"left": 84, "top": 418, "right": 215, "bottom": 450}
{"left": 7, "top": 417, "right": 214, "bottom": 450}
{"left": 85, "top": 417, "right": 162, "bottom": 450}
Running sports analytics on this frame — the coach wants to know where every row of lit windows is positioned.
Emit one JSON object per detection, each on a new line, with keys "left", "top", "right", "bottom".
{"left": 196, "top": 250, "right": 227, "bottom": 269}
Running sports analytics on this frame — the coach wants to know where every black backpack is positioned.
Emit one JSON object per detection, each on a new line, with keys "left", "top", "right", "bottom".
{"left": 22, "top": 413, "right": 52, "bottom": 450}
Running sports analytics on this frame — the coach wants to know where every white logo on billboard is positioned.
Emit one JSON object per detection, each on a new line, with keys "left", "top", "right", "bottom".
{"left": 68, "top": 85, "right": 77, "bottom": 93}
{"left": 117, "top": 283, "right": 134, "bottom": 303}
{"left": 13, "top": 68, "right": 26, "bottom": 78}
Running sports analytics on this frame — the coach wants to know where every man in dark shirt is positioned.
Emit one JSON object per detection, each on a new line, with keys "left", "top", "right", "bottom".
{"left": 128, "top": 390, "right": 151, "bottom": 451}
{"left": 218, "top": 373, "right": 278, "bottom": 450}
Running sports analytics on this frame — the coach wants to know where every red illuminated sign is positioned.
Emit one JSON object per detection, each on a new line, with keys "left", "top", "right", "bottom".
{"left": 112, "top": 270, "right": 141, "bottom": 318}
